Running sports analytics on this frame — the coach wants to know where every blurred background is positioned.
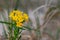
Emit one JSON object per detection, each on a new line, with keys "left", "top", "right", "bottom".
{"left": 0, "top": 0, "right": 60, "bottom": 40}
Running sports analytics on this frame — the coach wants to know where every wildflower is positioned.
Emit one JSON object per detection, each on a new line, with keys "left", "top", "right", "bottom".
{"left": 23, "top": 13, "right": 29, "bottom": 21}
{"left": 16, "top": 22, "right": 23, "bottom": 27}
{"left": 9, "top": 10, "right": 29, "bottom": 27}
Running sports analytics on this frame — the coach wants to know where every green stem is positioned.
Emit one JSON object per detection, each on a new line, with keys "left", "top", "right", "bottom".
{"left": 14, "top": 0, "right": 20, "bottom": 10}
{"left": 17, "top": 30, "right": 22, "bottom": 40}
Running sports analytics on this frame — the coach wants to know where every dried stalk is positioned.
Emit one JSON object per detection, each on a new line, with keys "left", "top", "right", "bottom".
{"left": 40, "top": 9, "right": 59, "bottom": 39}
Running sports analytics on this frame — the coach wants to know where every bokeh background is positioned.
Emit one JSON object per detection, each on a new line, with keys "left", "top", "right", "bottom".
{"left": 0, "top": 0, "right": 60, "bottom": 40}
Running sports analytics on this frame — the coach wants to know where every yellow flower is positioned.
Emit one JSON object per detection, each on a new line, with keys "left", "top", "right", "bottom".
{"left": 9, "top": 12, "right": 14, "bottom": 18}
{"left": 12, "top": 16, "right": 18, "bottom": 21}
{"left": 9, "top": 10, "right": 29, "bottom": 27}
{"left": 16, "top": 22, "right": 23, "bottom": 27}
{"left": 17, "top": 18, "right": 24, "bottom": 23}
{"left": 23, "top": 13, "right": 29, "bottom": 21}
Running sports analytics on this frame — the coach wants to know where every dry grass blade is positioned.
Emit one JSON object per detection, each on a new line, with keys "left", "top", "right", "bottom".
{"left": 40, "top": 8, "right": 59, "bottom": 38}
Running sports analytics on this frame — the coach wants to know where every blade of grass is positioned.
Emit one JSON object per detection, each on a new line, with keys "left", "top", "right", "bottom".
{"left": 2, "top": 24, "right": 8, "bottom": 39}
{"left": 0, "top": 21, "right": 13, "bottom": 24}
{"left": 23, "top": 26, "right": 33, "bottom": 30}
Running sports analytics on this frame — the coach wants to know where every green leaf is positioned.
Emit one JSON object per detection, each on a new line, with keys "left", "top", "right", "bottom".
{"left": 0, "top": 21, "right": 13, "bottom": 24}
{"left": 23, "top": 26, "right": 32, "bottom": 30}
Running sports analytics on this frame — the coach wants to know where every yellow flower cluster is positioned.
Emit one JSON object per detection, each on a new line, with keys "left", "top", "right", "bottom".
{"left": 9, "top": 10, "right": 28, "bottom": 27}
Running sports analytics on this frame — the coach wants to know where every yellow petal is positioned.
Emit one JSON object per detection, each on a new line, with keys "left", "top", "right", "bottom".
{"left": 16, "top": 22, "right": 23, "bottom": 27}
